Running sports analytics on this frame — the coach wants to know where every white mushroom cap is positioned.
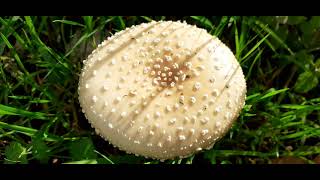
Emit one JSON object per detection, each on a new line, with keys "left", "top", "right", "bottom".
{"left": 78, "top": 20, "right": 247, "bottom": 160}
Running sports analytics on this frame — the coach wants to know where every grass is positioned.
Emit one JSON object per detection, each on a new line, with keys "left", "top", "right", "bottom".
{"left": 0, "top": 16, "right": 319, "bottom": 164}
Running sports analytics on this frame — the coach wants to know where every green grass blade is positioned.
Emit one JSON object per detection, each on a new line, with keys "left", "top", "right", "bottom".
{"left": 234, "top": 20, "right": 240, "bottom": 59}
{"left": 190, "top": 16, "right": 214, "bottom": 29}
{"left": 0, "top": 32, "right": 29, "bottom": 74}
{"left": 0, "top": 121, "right": 67, "bottom": 142}
{"left": 260, "top": 88, "right": 289, "bottom": 100}
{"left": 279, "top": 104, "right": 320, "bottom": 110}
{"left": 24, "top": 16, "right": 70, "bottom": 72}
{"left": 94, "top": 150, "right": 115, "bottom": 164}
{"left": 117, "top": 16, "right": 126, "bottom": 30}
{"left": 63, "top": 28, "right": 98, "bottom": 58}
{"left": 0, "top": 121, "right": 37, "bottom": 136}
{"left": 83, "top": 16, "right": 94, "bottom": 32}
{"left": 53, "top": 20, "right": 85, "bottom": 27}
{"left": 252, "top": 26, "right": 276, "bottom": 53}
{"left": 63, "top": 159, "right": 98, "bottom": 164}
{"left": 0, "top": 17, "right": 28, "bottom": 50}
{"left": 245, "top": 93, "right": 261, "bottom": 101}
{"left": 0, "top": 104, "right": 49, "bottom": 120}
{"left": 240, "top": 33, "right": 270, "bottom": 63}
{"left": 214, "top": 16, "right": 229, "bottom": 37}
{"left": 255, "top": 20, "right": 294, "bottom": 55}
{"left": 140, "top": 16, "right": 153, "bottom": 22}
{"left": 246, "top": 49, "right": 263, "bottom": 80}
{"left": 213, "top": 150, "right": 277, "bottom": 157}
{"left": 280, "top": 129, "right": 320, "bottom": 140}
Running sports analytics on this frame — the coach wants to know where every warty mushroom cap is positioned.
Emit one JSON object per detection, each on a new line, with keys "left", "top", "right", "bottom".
{"left": 78, "top": 20, "right": 247, "bottom": 160}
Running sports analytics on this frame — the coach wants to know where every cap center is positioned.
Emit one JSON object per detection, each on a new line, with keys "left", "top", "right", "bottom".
{"left": 144, "top": 51, "right": 192, "bottom": 89}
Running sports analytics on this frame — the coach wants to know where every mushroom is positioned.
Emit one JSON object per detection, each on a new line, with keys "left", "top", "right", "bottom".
{"left": 78, "top": 20, "right": 247, "bottom": 160}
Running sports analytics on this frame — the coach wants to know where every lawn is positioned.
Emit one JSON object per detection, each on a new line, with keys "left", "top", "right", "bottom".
{"left": 0, "top": 16, "right": 319, "bottom": 164}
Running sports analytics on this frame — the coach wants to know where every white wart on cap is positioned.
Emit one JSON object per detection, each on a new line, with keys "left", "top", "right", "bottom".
{"left": 78, "top": 20, "right": 247, "bottom": 160}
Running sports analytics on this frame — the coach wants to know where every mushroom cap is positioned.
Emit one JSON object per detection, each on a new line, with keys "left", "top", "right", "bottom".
{"left": 78, "top": 20, "right": 247, "bottom": 160}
